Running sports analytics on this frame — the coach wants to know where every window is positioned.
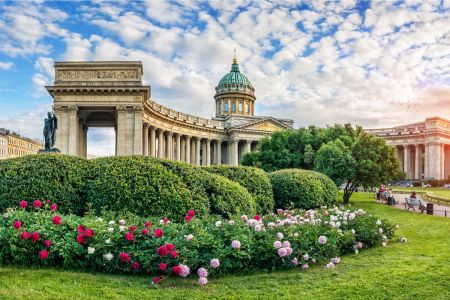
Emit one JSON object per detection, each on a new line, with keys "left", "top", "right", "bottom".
{"left": 223, "top": 102, "right": 229, "bottom": 112}
{"left": 245, "top": 103, "right": 249, "bottom": 113}
{"left": 231, "top": 102, "right": 236, "bottom": 112}
{"left": 239, "top": 102, "right": 243, "bottom": 112}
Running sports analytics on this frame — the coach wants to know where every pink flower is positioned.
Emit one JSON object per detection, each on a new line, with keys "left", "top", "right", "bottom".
{"left": 311, "top": 258, "right": 316, "bottom": 264}
{"left": 231, "top": 240, "right": 241, "bottom": 249}
{"left": 282, "top": 241, "right": 291, "bottom": 248}
{"left": 52, "top": 215, "right": 61, "bottom": 225}
{"left": 131, "top": 262, "right": 140, "bottom": 271}
{"left": 210, "top": 258, "right": 220, "bottom": 268}
{"left": 187, "top": 210, "right": 195, "bottom": 217}
{"left": 278, "top": 247, "right": 288, "bottom": 257}
{"left": 159, "top": 263, "right": 167, "bottom": 271}
{"left": 285, "top": 247, "right": 293, "bottom": 256}
{"left": 355, "top": 242, "right": 363, "bottom": 249}
{"left": 273, "top": 241, "right": 282, "bottom": 249}
{"left": 44, "top": 239, "right": 52, "bottom": 247}
{"left": 125, "top": 232, "right": 134, "bottom": 241}
{"left": 241, "top": 215, "right": 248, "bottom": 221}
{"left": 326, "top": 262, "right": 335, "bottom": 269}
{"left": 331, "top": 257, "right": 340, "bottom": 264}
{"left": 39, "top": 249, "right": 48, "bottom": 260}
{"left": 197, "top": 267, "right": 208, "bottom": 277}
{"left": 301, "top": 263, "right": 309, "bottom": 270}
{"left": 186, "top": 234, "right": 194, "bottom": 241}
{"left": 163, "top": 217, "right": 170, "bottom": 225}
{"left": 46, "top": 199, "right": 51, "bottom": 204}
{"left": 33, "top": 199, "right": 42, "bottom": 209}
{"left": 303, "top": 253, "right": 309, "bottom": 260}
{"left": 13, "top": 220, "right": 22, "bottom": 230}
{"left": 291, "top": 258, "right": 299, "bottom": 266}
{"left": 277, "top": 232, "right": 284, "bottom": 240}
{"left": 19, "top": 200, "right": 27, "bottom": 209}
{"left": 142, "top": 228, "right": 149, "bottom": 236}
{"left": 154, "top": 228, "right": 163, "bottom": 238}
{"left": 50, "top": 204, "right": 57, "bottom": 211}
{"left": 178, "top": 264, "right": 190, "bottom": 277}
{"left": 119, "top": 252, "right": 131, "bottom": 263}
{"left": 152, "top": 277, "right": 161, "bottom": 284}
{"left": 198, "top": 277, "right": 208, "bottom": 286}
{"left": 21, "top": 231, "right": 30, "bottom": 239}
{"left": 30, "top": 232, "right": 40, "bottom": 243}
{"left": 318, "top": 235, "right": 327, "bottom": 244}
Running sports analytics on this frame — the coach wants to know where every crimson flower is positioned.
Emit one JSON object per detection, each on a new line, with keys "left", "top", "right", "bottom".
{"left": 144, "top": 221, "right": 152, "bottom": 228}
{"left": 44, "top": 239, "right": 52, "bottom": 247}
{"left": 131, "top": 262, "right": 140, "bottom": 271}
{"left": 21, "top": 231, "right": 30, "bottom": 240}
{"left": 76, "top": 234, "right": 87, "bottom": 245}
{"left": 159, "top": 263, "right": 167, "bottom": 271}
{"left": 13, "top": 220, "right": 22, "bottom": 230}
{"left": 166, "top": 244, "right": 175, "bottom": 252}
{"left": 50, "top": 204, "right": 57, "bottom": 211}
{"left": 85, "top": 229, "right": 94, "bottom": 237}
{"left": 152, "top": 277, "right": 161, "bottom": 284}
{"left": 52, "top": 215, "right": 62, "bottom": 225}
{"left": 171, "top": 266, "right": 181, "bottom": 275}
{"left": 184, "top": 215, "right": 192, "bottom": 223}
{"left": 253, "top": 215, "right": 261, "bottom": 221}
{"left": 77, "top": 225, "right": 86, "bottom": 233}
{"left": 119, "top": 252, "right": 131, "bottom": 263}
{"left": 142, "top": 228, "right": 149, "bottom": 236}
{"left": 156, "top": 245, "right": 169, "bottom": 257}
{"left": 129, "top": 225, "right": 137, "bottom": 232}
{"left": 19, "top": 200, "right": 27, "bottom": 209}
{"left": 187, "top": 210, "right": 195, "bottom": 217}
{"left": 46, "top": 199, "right": 51, "bottom": 204}
{"left": 33, "top": 199, "right": 42, "bottom": 209}
{"left": 154, "top": 228, "right": 163, "bottom": 238}
{"left": 125, "top": 232, "right": 134, "bottom": 241}
{"left": 39, "top": 249, "right": 49, "bottom": 260}
{"left": 30, "top": 231, "right": 40, "bottom": 243}
{"left": 170, "top": 251, "right": 178, "bottom": 258}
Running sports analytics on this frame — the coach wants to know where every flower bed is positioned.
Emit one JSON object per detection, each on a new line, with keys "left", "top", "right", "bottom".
{"left": 0, "top": 200, "right": 395, "bottom": 286}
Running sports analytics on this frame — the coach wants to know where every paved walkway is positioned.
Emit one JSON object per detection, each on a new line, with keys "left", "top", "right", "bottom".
{"left": 382, "top": 194, "right": 450, "bottom": 218}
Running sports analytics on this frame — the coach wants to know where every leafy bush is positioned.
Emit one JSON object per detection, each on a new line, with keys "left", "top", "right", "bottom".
{"left": 0, "top": 154, "right": 87, "bottom": 215}
{"left": 0, "top": 201, "right": 395, "bottom": 285}
{"left": 269, "top": 169, "right": 338, "bottom": 210}
{"left": 202, "top": 165, "right": 274, "bottom": 213}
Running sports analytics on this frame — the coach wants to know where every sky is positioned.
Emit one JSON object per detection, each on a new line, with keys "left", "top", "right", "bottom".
{"left": 0, "top": 0, "right": 449, "bottom": 156}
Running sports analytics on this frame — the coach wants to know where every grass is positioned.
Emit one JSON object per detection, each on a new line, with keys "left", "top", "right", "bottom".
{"left": 1, "top": 193, "right": 449, "bottom": 300}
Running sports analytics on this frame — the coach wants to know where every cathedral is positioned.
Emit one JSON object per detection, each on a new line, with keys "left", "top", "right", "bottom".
{"left": 45, "top": 56, "right": 294, "bottom": 165}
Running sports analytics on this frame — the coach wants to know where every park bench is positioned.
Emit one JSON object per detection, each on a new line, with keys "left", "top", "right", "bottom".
{"left": 405, "top": 198, "right": 426, "bottom": 212}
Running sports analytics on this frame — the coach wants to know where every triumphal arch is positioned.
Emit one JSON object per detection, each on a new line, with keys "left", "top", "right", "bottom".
{"left": 45, "top": 60, "right": 293, "bottom": 165}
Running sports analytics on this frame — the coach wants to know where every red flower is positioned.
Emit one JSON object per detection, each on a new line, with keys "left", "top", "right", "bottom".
{"left": 163, "top": 217, "right": 169, "bottom": 224}
{"left": 13, "top": 220, "right": 22, "bottom": 230}
{"left": 52, "top": 215, "right": 61, "bottom": 225}
{"left": 166, "top": 243, "right": 175, "bottom": 252}
{"left": 46, "top": 199, "right": 51, "bottom": 204}
{"left": 170, "top": 251, "right": 178, "bottom": 258}
{"left": 184, "top": 215, "right": 192, "bottom": 223}
{"left": 142, "top": 228, "right": 149, "bottom": 236}
{"left": 125, "top": 232, "right": 134, "bottom": 241}
{"left": 33, "top": 199, "right": 42, "bottom": 209}
{"left": 44, "top": 239, "right": 52, "bottom": 247}
{"left": 50, "top": 204, "right": 57, "bottom": 211}
{"left": 253, "top": 215, "right": 261, "bottom": 221}
{"left": 171, "top": 266, "right": 181, "bottom": 275}
{"left": 152, "top": 277, "right": 161, "bottom": 284}
{"left": 131, "top": 262, "right": 140, "bottom": 271}
{"left": 85, "top": 229, "right": 94, "bottom": 237}
{"left": 30, "top": 231, "right": 40, "bottom": 243}
{"left": 187, "top": 210, "right": 195, "bottom": 217}
{"left": 76, "top": 234, "right": 87, "bottom": 245}
{"left": 129, "top": 225, "right": 137, "bottom": 232}
{"left": 159, "top": 263, "right": 167, "bottom": 271}
{"left": 119, "top": 252, "right": 131, "bottom": 263}
{"left": 39, "top": 249, "right": 49, "bottom": 260}
{"left": 154, "top": 228, "right": 163, "bottom": 238}
{"left": 77, "top": 225, "right": 86, "bottom": 233}
{"left": 19, "top": 200, "right": 27, "bottom": 209}
{"left": 156, "top": 245, "right": 169, "bottom": 257}
{"left": 21, "top": 231, "right": 30, "bottom": 240}
{"left": 144, "top": 221, "right": 152, "bottom": 228}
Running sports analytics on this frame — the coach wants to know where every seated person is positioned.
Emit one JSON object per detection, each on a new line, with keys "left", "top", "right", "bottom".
{"left": 410, "top": 191, "right": 417, "bottom": 199}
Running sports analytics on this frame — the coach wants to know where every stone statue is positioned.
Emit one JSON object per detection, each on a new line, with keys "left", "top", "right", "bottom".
{"left": 43, "top": 112, "right": 57, "bottom": 150}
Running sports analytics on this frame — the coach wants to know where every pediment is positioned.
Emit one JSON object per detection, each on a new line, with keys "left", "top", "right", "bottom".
{"left": 233, "top": 118, "right": 292, "bottom": 132}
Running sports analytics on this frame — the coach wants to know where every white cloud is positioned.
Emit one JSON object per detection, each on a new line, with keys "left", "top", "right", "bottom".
{"left": 0, "top": 61, "right": 13, "bottom": 70}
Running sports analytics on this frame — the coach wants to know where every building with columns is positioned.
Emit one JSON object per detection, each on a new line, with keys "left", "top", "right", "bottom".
{"left": 367, "top": 117, "right": 450, "bottom": 180}
{"left": 45, "top": 59, "right": 293, "bottom": 166}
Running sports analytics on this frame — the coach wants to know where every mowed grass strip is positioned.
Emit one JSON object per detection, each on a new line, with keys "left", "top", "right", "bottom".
{"left": 0, "top": 193, "right": 449, "bottom": 300}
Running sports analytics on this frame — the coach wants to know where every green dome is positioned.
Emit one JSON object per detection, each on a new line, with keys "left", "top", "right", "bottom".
{"left": 216, "top": 59, "right": 254, "bottom": 94}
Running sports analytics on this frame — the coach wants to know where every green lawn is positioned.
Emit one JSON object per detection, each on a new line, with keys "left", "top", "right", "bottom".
{"left": 1, "top": 193, "right": 449, "bottom": 300}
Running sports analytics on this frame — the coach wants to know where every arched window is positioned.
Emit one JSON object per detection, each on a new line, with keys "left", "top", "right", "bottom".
{"left": 231, "top": 102, "right": 236, "bottom": 112}
{"left": 223, "top": 102, "right": 229, "bottom": 112}
{"left": 239, "top": 102, "right": 243, "bottom": 112}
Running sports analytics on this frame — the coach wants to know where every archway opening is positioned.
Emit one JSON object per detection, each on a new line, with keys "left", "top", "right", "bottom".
{"left": 87, "top": 127, "right": 115, "bottom": 158}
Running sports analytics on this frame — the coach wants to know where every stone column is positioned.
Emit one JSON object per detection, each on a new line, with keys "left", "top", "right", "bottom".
{"left": 427, "top": 142, "right": 440, "bottom": 179}
{"left": 403, "top": 145, "right": 410, "bottom": 178}
{"left": 166, "top": 131, "right": 173, "bottom": 160}
{"left": 116, "top": 106, "right": 127, "bottom": 156}
{"left": 180, "top": 137, "right": 186, "bottom": 162}
{"left": 441, "top": 144, "right": 445, "bottom": 179}
{"left": 68, "top": 106, "right": 79, "bottom": 156}
{"left": 414, "top": 144, "right": 420, "bottom": 180}
{"left": 418, "top": 144, "right": 424, "bottom": 179}
{"left": 185, "top": 136, "right": 191, "bottom": 164}
{"left": 424, "top": 142, "right": 430, "bottom": 178}
{"left": 230, "top": 139, "right": 239, "bottom": 166}
{"left": 158, "top": 129, "right": 164, "bottom": 158}
{"left": 195, "top": 137, "right": 201, "bottom": 166}
{"left": 143, "top": 123, "right": 149, "bottom": 156}
{"left": 133, "top": 106, "right": 143, "bottom": 155}
{"left": 215, "top": 140, "right": 222, "bottom": 165}
{"left": 52, "top": 106, "right": 63, "bottom": 152}
{"left": 206, "top": 139, "right": 211, "bottom": 166}
{"left": 176, "top": 133, "right": 181, "bottom": 161}
{"left": 150, "top": 126, "right": 156, "bottom": 157}
{"left": 244, "top": 140, "right": 251, "bottom": 155}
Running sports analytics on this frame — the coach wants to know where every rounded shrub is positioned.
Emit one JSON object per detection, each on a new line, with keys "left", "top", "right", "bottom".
{"left": 202, "top": 165, "right": 274, "bottom": 213}
{"left": 0, "top": 154, "right": 87, "bottom": 214}
{"left": 84, "top": 156, "right": 205, "bottom": 220}
{"left": 269, "top": 169, "right": 338, "bottom": 210}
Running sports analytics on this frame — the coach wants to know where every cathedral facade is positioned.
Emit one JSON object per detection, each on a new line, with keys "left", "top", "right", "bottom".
{"left": 46, "top": 58, "right": 293, "bottom": 165}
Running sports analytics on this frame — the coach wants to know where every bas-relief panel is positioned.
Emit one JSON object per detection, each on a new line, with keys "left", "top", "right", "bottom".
{"left": 56, "top": 70, "right": 139, "bottom": 81}
{"left": 246, "top": 121, "right": 284, "bottom": 132}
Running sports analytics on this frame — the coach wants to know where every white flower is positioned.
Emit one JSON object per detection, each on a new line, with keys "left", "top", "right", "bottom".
{"left": 119, "top": 219, "right": 126, "bottom": 225}
{"left": 254, "top": 224, "right": 262, "bottom": 232}
{"left": 348, "top": 213, "right": 356, "bottom": 220}
{"left": 395, "top": 224, "right": 400, "bottom": 229}
{"left": 326, "top": 262, "right": 335, "bottom": 269}
{"left": 376, "top": 220, "right": 382, "bottom": 225}
{"left": 382, "top": 241, "right": 387, "bottom": 247}
{"left": 215, "top": 221, "right": 222, "bottom": 227}
{"left": 354, "top": 249, "right": 359, "bottom": 255}
{"left": 228, "top": 220, "right": 235, "bottom": 225}
{"left": 107, "top": 227, "right": 114, "bottom": 232}
{"left": 401, "top": 237, "right": 408, "bottom": 243}
{"left": 293, "top": 232, "right": 299, "bottom": 237}
{"left": 87, "top": 247, "right": 95, "bottom": 254}
{"left": 378, "top": 228, "right": 383, "bottom": 234}
{"left": 336, "top": 221, "right": 341, "bottom": 228}
{"left": 277, "top": 232, "right": 284, "bottom": 240}
{"left": 351, "top": 229, "right": 356, "bottom": 235}
{"left": 241, "top": 215, "right": 248, "bottom": 221}
{"left": 186, "top": 234, "right": 194, "bottom": 241}
{"left": 105, "top": 238, "right": 111, "bottom": 244}
{"left": 108, "top": 220, "right": 115, "bottom": 225}
{"left": 104, "top": 253, "right": 113, "bottom": 261}
{"left": 119, "top": 226, "right": 125, "bottom": 232}
{"left": 382, "top": 235, "right": 387, "bottom": 240}
{"left": 97, "top": 217, "right": 103, "bottom": 222}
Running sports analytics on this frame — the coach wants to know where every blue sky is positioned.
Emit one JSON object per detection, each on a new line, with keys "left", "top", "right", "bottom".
{"left": 0, "top": 0, "right": 449, "bottom": 156}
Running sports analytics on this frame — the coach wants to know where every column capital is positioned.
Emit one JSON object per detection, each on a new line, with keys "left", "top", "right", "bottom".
{"left": 143, "top": 123, "right": 150, "bottom": 129}
{"left": 167, "top": 131, "right": 174, "bottom": 137}
{"left": 117, "top": 105, "right": 126, "bottom": 112}
{"left": 185, "top": 135, "right": 191, "bottom": 141}
{"left": 68, "top": 105, "right": 78, "bottom": 113}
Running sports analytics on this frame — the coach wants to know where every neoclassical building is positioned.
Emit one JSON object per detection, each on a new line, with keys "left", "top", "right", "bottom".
{"left": 46, "top": 59, "right": 293, "bottom": 165}
{"left": 367, "top": 117, "right": 450, "bottom": 180}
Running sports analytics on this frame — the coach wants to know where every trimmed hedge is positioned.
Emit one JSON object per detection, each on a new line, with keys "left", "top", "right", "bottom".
{"left": 202, "top": 165, "right": 274, "bottom": 213}
{"left": 0, "top": 155, "right": 87, "bottom": 215}
{"left": 269, "top": 169, "right": 338, "bottom": 210}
